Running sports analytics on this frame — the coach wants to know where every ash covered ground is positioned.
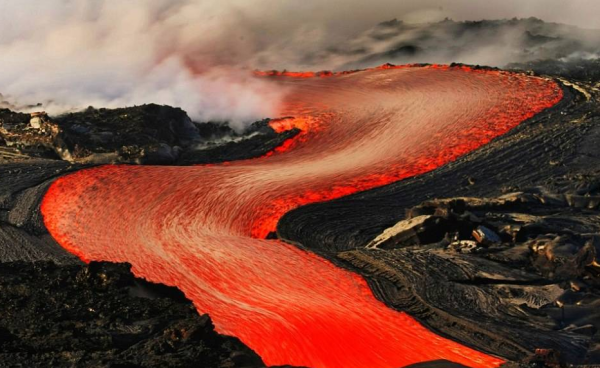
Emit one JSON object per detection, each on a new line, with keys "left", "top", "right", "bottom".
{"left": 2, "top": 18, "right": 600, "bottom": 368}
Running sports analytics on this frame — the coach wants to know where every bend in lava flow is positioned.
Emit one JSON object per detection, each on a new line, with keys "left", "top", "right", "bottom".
{"left": 249, "top": 64, "right": 563, "bottom": 238}
{"left": 42, "top": 64, "right": 563, "bottom": 368}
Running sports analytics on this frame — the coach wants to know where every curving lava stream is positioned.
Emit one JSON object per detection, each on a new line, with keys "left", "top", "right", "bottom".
{"left": 42, "top": 65, "right": 563, "bottom": 368}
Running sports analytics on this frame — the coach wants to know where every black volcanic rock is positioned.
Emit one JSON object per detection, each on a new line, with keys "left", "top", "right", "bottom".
{"left": 177, "top": 126, "right": 300, "bottom": 165}
{"left": 53, "top": 104, "right": 199, "bottom": 163}
{"left": 335, "top": 183, "right": 600, "bottom": 364}
{"left": 0, "top": 261, "right": 265, "bottom": 368}
{"left": 0, "top": 109, "right": 62, "bottom": 160}
{"left": 509, "top": 58, "right": 600, "bottom": 83}
{"left": 1, "top": 104, "right": 299, "bottom": 165}
{"left": 0, "top": 159, "right": 83, "bottom": 264}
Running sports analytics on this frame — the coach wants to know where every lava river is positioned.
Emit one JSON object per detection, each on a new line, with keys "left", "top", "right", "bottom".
{"left": 42, "top": 65, "right": 563, "bottom": 368}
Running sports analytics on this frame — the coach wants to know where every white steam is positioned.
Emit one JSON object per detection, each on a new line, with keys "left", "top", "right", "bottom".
{"left": 0, "top": 0, "right": 286, "bottom": 129}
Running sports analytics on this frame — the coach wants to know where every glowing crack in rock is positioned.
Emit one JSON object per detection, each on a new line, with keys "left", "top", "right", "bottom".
{"left": 42, "top": 65, "right": 563, "bottom": 368}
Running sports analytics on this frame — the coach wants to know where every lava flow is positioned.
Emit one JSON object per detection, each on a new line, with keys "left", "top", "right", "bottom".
{"left": 42, "top": 65, "right": 562, "bottom": 368}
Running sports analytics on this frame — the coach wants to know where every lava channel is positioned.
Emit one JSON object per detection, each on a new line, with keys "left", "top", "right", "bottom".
{"left": 42, "top": 65, "right": 563, "bottom": 368}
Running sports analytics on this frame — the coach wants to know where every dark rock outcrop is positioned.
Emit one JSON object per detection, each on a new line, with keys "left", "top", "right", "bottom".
{"left": 177, "top": 121, "right": 300, "bottom": 165}
{"left": 53, "top": 104, "right": 199, "bottom": 164}
{"left": 0, "top": 109, "right": 63, "bottom": 160}
{"left": 339, "top": 183, "right": 600, "bottom": 364}
{"left": 509, "top": 58, "right": 600, "bottom": 84}
{"left": 1, "top": 104, "right": 299, "bottom": 165}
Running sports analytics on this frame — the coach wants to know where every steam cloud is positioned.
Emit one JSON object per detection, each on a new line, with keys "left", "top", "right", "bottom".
{"left": 0, "top": 0, "right": 289, "bottom": 130}
{"left": 0, "top": 0, "right": 598, "bottom": 128}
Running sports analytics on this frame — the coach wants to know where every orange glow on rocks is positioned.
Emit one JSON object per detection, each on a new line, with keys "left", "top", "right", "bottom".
{"left": 254, "top": 70, "right": 332, "bottom": 78}
{"left": 42, "top": 65, "right": 562, "bottom": 368}
{"left": 253, "top": 63, "right": 483, "bottom": 80}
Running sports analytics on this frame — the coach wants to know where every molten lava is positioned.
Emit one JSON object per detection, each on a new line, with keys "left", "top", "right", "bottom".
{"left": 42, "top": 65, "right": 562, "bottom": 368}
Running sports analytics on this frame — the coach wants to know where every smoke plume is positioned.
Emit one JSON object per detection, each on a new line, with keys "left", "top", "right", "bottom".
{"left": 0, "top": 0, "right": 289, "bottom": 130}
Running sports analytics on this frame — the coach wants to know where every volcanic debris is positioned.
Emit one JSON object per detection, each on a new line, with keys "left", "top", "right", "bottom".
{"left": 0, "top": 261, "right": 265, "bottom": 367}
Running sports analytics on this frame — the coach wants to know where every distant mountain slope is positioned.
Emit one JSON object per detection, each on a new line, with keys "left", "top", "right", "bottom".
{"left": 315, "top": 18, "right": 600, "bottom": 70}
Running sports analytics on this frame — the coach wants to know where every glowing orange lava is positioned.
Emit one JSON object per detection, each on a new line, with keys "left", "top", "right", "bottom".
{"left": 42, "top": 65, "right": 562, "bottom": 368}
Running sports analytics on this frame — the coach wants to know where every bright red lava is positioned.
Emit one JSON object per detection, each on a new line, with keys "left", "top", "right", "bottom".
{"left": 42, "top": 65, "right": 562, "bottom": 368}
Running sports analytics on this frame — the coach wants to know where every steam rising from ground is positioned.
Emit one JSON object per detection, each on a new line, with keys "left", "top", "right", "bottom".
{"left": 0, "top": 0, "right": 598, "bottom": 127}
{"left": 0, "top": 0, "right": 287, "bottom": 130}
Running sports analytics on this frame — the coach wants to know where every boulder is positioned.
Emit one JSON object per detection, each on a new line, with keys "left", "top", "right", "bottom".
{"left": 366, "top": 215, "right": 446, "bottom": 249}
{"left": 472, "top": 225, "right": 502, "bottom": 246}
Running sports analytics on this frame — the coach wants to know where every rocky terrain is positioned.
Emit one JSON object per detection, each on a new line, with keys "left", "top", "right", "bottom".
{"left": 0, "top": 261, "right": 265, "bottom": 368}
{"left": 509, "top": 59, "right": 600, "bottom": 84}
{"left": 0, "top": 105, "right": 299, "bottom": 165}
{"left": 341, "top": 184, "right": 600, "bottom": 363}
